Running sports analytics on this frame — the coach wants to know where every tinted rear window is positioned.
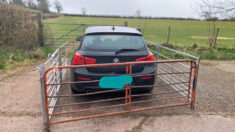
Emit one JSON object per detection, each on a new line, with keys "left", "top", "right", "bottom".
{"left": 81, "top": 35, "right": 146, "bottom": 51}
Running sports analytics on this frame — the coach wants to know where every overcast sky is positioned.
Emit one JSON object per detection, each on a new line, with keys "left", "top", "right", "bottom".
{"left": 48, "top": 0, "right": 202, "bottom": 18}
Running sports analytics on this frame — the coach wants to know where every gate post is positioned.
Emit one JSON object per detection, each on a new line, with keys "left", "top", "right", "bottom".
{"left": 190, "top": 57, "right": 200, "bottom": 109}
{"left": 155, "top": 44, "right": 160, "bottom": 73}
{"left": 39, "top": 65, "right": 48, "bottom": 131}
{"left": 166, "top": 26, "right": 171, "bottom": 45}
{"left": 37, "top": 12, "right": 45, "bottom": 47}
{"left": 82, "top": 24, "right": 85, "bottom": 33}
{"left": 58, "top": 48, "right": 62, "bottom": 84}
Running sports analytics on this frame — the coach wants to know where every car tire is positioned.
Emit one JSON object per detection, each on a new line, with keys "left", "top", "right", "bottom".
{"left": 71, "top": 85, "right": 85, "bottom": 94}
{"left": 142, "top": 87, "right": 153, "bottom": 93}
{"left": 132, "top": 87, "right": 153, "bottom": 94}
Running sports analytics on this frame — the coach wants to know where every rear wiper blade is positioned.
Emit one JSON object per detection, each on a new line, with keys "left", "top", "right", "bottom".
{"left": 115, "top": 49, "right": 139, "bottom": 54}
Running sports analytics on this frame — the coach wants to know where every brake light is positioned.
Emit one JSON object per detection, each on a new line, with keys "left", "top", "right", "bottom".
{"left": 141, "top": 76, "right": 153, "bottom": 79}
{"left": 136, "top": 53, "right": 156, "bottom": 62}
{"left": 77, "top": 77, "right": 91, "bottom": 80}
{"left": 73, "top": 52, "right": 96, "bottom": 64}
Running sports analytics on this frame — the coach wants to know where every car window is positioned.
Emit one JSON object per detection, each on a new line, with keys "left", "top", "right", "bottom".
{"left": 81, "top": 35, "right": 146, "bottom": 51}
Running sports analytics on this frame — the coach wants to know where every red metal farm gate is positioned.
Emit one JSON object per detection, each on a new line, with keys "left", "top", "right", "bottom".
{"left": 41, "top": 59, "right": 198, "bottom": 131}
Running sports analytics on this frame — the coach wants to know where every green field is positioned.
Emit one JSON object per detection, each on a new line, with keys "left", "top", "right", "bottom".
{"left": 44, "top": 16, "right": 235, "bottom": 60}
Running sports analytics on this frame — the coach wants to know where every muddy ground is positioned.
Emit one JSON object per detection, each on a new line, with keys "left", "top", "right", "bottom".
{"left": 0, "top": 60, "right": 234, "bottom": 132}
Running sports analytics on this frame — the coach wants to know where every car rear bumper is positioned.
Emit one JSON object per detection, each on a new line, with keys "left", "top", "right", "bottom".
{"left": 71, "top": 65, "right": 156, "bottom": 92}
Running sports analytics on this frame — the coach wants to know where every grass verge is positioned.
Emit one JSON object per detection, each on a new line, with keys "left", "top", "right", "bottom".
{"left": 43, "top": 16, "right": 235, "bottom": 60}
{"left": 148, "top": 43, "right": 235, "bottom": 60}
{"left": 0, "top": 46, "right": 55, "bottom": 70}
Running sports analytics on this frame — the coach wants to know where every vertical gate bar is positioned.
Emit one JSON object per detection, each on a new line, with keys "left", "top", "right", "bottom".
{"left": 171, "top": 54, "right": 175, "bottom": 84}
{"left": 186, "top": 61, "right": 193, "bottom": 103}
{"left": 39, "top": 65, "right": 48, "bottom": 131}
{"left": 125, "top": 64, "right": 132, "bottom": 111}
{"left": 195, "top": 57, "right": 200, "bottom": 92}
{"left": 190, "top": 57, "right": 200, "bottom": 109}
{"left": 125, "top": 65, "right": 129, "bottom": 110}
{"left": 58, "top": 48, "right": 62, "bottom": 84}
{"left": 83, "top": 24, "right": 85, "bottom": 33}
{"left": 43, "top": 70, "right": 51, "bottom": 131}
{"left": 125, "top": 84, "right": 130, "bottom": 111}
{"left": 156, "top": 45, "right": 160, "bottom": 74}
{"left": 129, "top": 64, "right": 133, "bottom": 111}
{"left": 190, "top": 60, "right": 198, "bottom": 109}
{"left": 155, "top": 45, "right": 160, "bottom": 87}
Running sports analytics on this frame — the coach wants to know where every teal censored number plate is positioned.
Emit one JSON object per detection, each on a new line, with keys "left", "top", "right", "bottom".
{"left": 99, "top": 75, "right": 133, "bottom": 89}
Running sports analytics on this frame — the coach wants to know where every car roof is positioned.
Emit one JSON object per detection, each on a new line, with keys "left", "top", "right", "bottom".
{"left": 84, "top": 26, "right": 142, "bottom": 35}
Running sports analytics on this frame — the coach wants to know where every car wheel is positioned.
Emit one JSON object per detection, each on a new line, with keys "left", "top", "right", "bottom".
{"left": 132, "top": 87, "right": 153, "bottom": 94}
{"left": 143, "top": 87, "right": 153, "bottom": 93}
{"left": 71, "top": 85, "right": 85, "bottom": 94}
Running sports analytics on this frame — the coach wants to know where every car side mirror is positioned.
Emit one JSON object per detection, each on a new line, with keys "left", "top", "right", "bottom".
{"left": 76, "top": 36, "right": 83, "bottom": 41}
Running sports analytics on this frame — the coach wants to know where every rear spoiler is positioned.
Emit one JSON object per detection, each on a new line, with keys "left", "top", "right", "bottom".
{"left": 136, "top": 28, "right": 142, "bottom": 33}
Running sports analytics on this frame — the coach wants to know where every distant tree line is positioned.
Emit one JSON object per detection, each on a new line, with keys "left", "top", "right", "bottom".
{"left": 0, "top": 0, "right": 63, "bottom": 13}
{"left": 64, "top": 13, "right": 201, "bottom": 21}
{"left": 64, "top": 13, "right": 235, "bottom": 21}
{"left": 64, "top": 6, "right": 235, "bottom": 21}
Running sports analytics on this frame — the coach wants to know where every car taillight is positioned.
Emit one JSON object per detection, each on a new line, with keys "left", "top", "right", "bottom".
{"left": 77, "top": 77, "right": 91, "bottom": 80}
{"left": 73, "top": 52, "right": 96, "bottom": 65}
{"left": 136, "top": 53, "right": 156, "bottom": 62}
{"left": 141, "top": 76, "right": 153, "bottom": 79}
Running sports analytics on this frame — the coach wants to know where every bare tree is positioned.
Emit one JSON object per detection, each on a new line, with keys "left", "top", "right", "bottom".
{"left": 37, "top": 0, "right": 50, "bottom": 13}
{"left": 196, "top": 0, "right": 235, "bottom": 19}
{"left": 11, "top": 0, "right": 25, "bottom": 6}
{"left": 0, "top": 0, "right": 8, "bottom": 3}
{"left": 26, "top": 0, "right": 37, "bottom": 9}
{"left": 194, "top": 0, "right": 234, "bottom": 48}
{"left": 81, "top": 7, "right": 87, "bottom": 15}
{"left": 198, "top": 6, "right": 217, "bottom": 48}
{"left": 135, "top": 10, "right": 141, "bottom": 18}
{"left": 53, "top": 0, "right": 63, "bottom": 13}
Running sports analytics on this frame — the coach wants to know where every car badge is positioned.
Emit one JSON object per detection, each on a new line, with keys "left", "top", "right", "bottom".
{"left": 113, "top": 58, "right": 119, "bottom": 63}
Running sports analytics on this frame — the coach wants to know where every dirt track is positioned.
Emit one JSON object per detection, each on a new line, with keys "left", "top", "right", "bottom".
{"left": 0, "top": 60, "right": 234, "bottom": 132}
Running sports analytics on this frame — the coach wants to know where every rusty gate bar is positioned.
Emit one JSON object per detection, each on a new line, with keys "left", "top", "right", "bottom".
{"left": 41, "top": 59, "right": 197, "bottom": 131}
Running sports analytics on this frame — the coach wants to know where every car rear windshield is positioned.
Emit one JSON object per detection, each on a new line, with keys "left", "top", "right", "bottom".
{"left": 81, "top": 34, "right": 146, "bottom": 51}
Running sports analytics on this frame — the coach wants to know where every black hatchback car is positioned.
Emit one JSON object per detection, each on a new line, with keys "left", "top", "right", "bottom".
{"left": 71, "top": 26, "right": 156, "bottom": 93}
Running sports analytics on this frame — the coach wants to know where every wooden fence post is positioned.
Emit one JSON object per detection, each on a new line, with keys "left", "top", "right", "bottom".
{"left": 166, "top": 26, "right": 171, "bottom": 45}
{"left": 124, "top": 21, "right": 128, "bottom": 27}
{"left": 213, "top": 28, "right": 219, "bottom": 48}
{"left": 37, "top": 12, "right": 44, "bottom": 47}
